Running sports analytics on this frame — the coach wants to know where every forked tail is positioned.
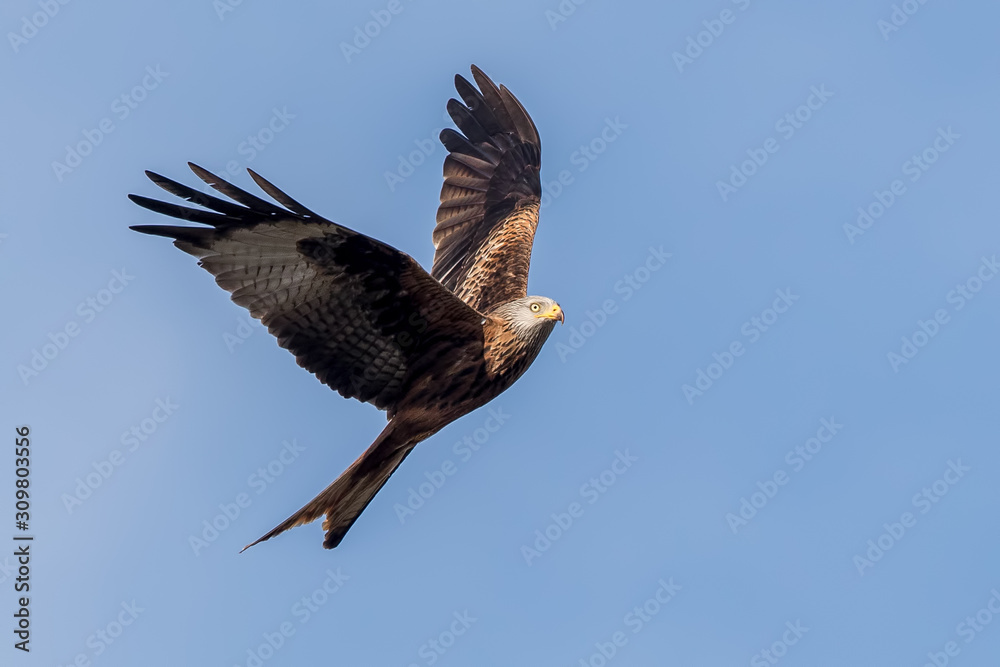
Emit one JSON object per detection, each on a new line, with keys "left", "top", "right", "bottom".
{"left": 242, "top": 420, "right": 417, "bottom": 551}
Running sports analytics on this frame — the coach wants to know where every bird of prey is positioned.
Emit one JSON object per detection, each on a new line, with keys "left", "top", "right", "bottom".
{"left": 129, "top": 65, "right": 563, "bottom": 550}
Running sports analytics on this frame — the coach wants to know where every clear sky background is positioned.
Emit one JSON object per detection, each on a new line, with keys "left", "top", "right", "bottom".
{"left": 4, "top": 1, "right": 1000, "bottom": 665}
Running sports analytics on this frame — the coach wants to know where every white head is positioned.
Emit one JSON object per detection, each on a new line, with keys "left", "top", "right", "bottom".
{"left": 495, "top": 295, "right": 564, "bottom": 338}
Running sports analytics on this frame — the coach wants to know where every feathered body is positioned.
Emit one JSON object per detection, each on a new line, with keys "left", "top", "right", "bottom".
{"left": 130, "top": 65, "right": 562, "bottom": 550}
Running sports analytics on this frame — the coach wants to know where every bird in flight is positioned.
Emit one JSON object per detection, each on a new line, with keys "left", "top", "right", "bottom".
{"left": 129, "top": 65, "right": 563, "bottom": 550}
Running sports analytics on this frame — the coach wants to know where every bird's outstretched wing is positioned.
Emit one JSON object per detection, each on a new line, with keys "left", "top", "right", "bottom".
{"left": 130, "top": 163, "right": 484, "bottom": 413}
{"left": 432, "top": 65, "right": 542, "bottom": 314}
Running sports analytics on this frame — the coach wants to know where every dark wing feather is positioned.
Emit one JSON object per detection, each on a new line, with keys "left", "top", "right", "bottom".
{"left": 130, "top": 163, "right": 483, "bottom": 413}
{"left": 432, "top": 65, "right": 542, "bottom": 314}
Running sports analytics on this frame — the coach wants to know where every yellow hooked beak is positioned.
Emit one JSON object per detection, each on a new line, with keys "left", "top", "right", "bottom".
{"left": 535, "top": 303, "right": 565, "bottom": 324}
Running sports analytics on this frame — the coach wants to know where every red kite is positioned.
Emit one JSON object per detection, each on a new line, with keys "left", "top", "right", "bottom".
{"left": 130, "top": 65, "right": 562, "bottom": 550}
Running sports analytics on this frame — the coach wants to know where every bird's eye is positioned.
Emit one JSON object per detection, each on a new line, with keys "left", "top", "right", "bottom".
{"left": 530, "top": 303, "right": 540, "bottom": 312}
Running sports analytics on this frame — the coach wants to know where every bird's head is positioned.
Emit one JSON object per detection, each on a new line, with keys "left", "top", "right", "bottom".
{"left": 497, "top": 295, "right": 564, "bottom": 337}
{"left": 525, "top": 296, "right": 564, "bottom": 325}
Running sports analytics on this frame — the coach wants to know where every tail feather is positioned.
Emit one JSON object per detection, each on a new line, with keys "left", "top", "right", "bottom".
{"left": 241, "top": 421, "right": 416, "bottom": 551}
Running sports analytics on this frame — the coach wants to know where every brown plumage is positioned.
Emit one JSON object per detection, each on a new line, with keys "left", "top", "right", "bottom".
{"left": 129, "top": 65, "right": 562, "bottom": 550}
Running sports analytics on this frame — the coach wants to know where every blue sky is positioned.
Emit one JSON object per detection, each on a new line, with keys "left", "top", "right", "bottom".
{"left": 4, "top": 0, "right": 1000, "bottom": 665}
